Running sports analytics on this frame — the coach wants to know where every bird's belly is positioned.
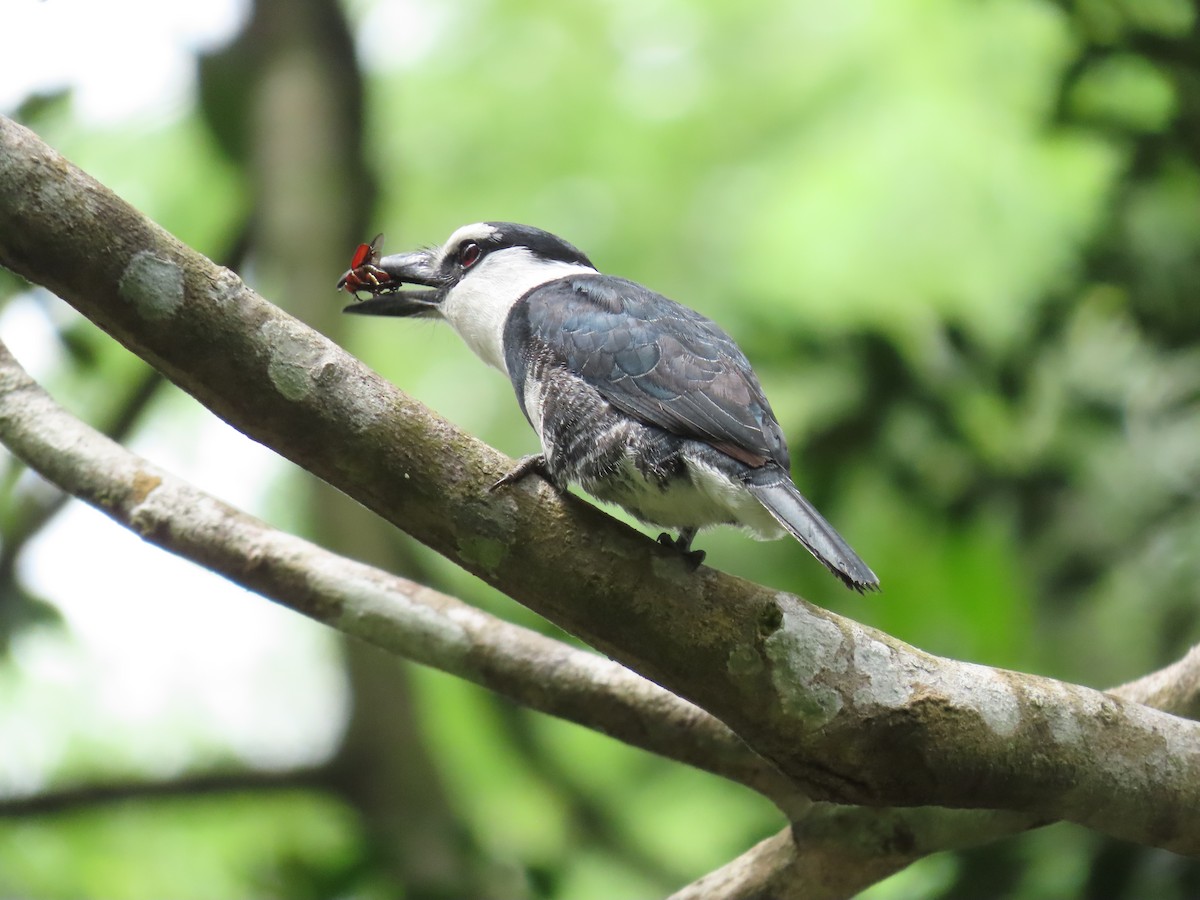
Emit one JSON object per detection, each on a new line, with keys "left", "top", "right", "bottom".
{"left": 527, "top": 368, "right": 783, "bottom": 538}
{"left": 584, "top": 456, "right": 785, "bottom": 540}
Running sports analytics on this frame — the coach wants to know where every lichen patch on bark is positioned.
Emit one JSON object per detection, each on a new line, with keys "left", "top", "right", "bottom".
{"left": 119, "top": 251, "right": 185, "bottom": 320}
{"left": 456, "top": 535, "right": 508, "bottom": 573}
{"left": 937, "top": 663, "right": 1021, "bottom": 738}
{"left": 129, "top": 470, "right": 162, "bottom": 505}
{"left": 852, "top": 637, "right": 912, "bottom": 709}
{"left": 260, "top": 318, "right": 338, "bottom": 402}
{"left": 763, "top": 601, "right": 848, "bottom": 727}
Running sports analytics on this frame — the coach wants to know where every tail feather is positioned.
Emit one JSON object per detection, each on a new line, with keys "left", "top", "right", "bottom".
{"left": 746, "top": 478, "right": 880, "bottom": 593}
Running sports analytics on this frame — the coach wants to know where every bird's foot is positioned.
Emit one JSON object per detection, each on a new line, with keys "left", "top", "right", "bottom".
{"left": 657, "top": 530, "right": 705, "bottom": 569}
{"left": 490, "top": 454, "right": 549, "bottom": 492}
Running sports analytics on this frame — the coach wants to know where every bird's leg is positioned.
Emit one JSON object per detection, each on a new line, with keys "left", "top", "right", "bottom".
{"left": 490, "top": 453, "right": 550, "bottom": 492}
{"left": 657, "top": 527, "right": 705, "bottom": 569}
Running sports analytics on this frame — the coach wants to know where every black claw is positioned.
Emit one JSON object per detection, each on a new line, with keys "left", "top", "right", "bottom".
{"left": 657, "top": 530, "right": 705, "bottom": 569}
{"left": 490, "top": 454, "right": 549, "bottom": 492}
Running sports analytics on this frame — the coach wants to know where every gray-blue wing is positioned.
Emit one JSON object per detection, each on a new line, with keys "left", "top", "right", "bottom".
{"left": 504, "top": 274, "right": 789, "bottom": 469}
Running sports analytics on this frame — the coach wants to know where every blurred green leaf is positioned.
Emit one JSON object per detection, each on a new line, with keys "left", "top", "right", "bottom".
{"left": 0, "top": 792, "right": 371, "bottom": 900}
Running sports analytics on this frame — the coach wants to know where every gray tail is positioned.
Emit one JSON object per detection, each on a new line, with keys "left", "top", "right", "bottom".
{"left": 746, "top": 477, "right": 880, "bottom": 593}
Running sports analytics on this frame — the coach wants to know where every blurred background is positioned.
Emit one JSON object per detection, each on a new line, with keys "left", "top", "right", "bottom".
{"left": 1, "top": 0, "right": 1199, "bottom": 897}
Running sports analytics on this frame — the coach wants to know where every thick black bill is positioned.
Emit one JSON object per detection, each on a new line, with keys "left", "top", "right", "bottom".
{"left": 341, "top": 246, "right": 444, "bottom": 316}
{"left": 342, "top": 291, "right": 440, "bottom": 317}
{"left": 376, "top": 249, "right": 441, "bottom": 287}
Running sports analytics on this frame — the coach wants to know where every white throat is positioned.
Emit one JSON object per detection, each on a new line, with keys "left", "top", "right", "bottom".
{"left": 440, "top": 247, "right": 595, "bottom": 372}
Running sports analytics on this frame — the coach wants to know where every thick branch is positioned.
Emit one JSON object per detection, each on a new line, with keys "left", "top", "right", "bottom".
{"left": 0, "top": 340, "right": 796, "bottom": 808}
{"left": 2, "top": 114, "right": 1199, "bottom": 853}
{"left": 676, "top": 641, "right": 1200, "bottom": 898}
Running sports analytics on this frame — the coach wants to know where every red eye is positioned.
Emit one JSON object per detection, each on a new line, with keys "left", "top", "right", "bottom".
{"left": 460, "top": 241, "right": 482, "bottom": 269}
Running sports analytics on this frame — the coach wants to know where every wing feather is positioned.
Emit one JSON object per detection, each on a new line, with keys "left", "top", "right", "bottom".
{"left": 506, "top": 275, "right": 789, "bottom": 470}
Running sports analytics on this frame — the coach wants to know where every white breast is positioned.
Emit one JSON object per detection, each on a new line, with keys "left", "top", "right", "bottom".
{"left": 440, "top": 247, "right": 595, "bottom": 373}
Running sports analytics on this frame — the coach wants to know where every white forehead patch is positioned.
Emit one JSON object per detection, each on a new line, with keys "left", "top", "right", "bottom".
{"left": 441, "top": 222, "right": 499, "bottom": 257}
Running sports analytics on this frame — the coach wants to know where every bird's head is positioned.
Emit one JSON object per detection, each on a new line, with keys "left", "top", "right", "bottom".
{"left": 341, "top": 222, "right": 595, "bottom": 320}
{"left": 341, "top": 222, "right": 597, "bottom": 371}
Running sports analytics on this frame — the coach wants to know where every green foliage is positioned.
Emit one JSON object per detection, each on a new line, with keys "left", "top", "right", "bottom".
{"left": 0, "top": 792, "right": 379, "bottom": 900}
{"left": 4, "top": 0, "right": 1200, "bottom": 896}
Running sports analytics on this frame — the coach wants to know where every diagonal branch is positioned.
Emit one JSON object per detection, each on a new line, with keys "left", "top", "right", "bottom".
{"left": 671, "top": 644, "right": 1200, "bottom": 899}
{"left": 0, "top": 767, "right": 326, "bottom": 818}
{"left": 0, "top": 339, "right": 799, "bottom": 810}
{"left": 2, "top": 114, "right": 1200, "bottom": 854}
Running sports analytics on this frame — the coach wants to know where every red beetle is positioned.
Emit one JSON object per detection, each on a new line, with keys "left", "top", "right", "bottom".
{"left": 336, "top": 234, "right": 398, "bottom": 298}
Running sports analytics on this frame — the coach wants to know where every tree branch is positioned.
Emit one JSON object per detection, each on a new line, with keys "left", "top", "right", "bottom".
{"left": 672, "top": 639, "right": 1200, "bottom": 898}
{"left": 0, "top": 767, "right": 325, "bottom": 818}
{"left": 0, "top": 339, "right": 798, "bottom": 809}
{"left": 1112, "top": 645, "right": 1200, "bottom": 720}
{"left": 2, "top": 114, "right": 1199, "bottom": 854}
